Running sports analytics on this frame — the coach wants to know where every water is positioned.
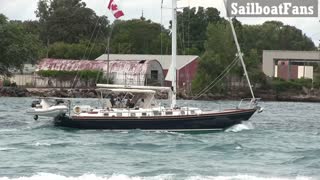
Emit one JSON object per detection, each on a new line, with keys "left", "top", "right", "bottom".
{"left": 0, "top": 97, "right": 319, "bottom": 180}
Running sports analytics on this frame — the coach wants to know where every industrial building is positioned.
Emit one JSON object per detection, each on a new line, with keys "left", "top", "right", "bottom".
{"left": 96, "top": 54, "right": 199, "bottom": 92}
{"left": 2, "top": 54, "right": 199, "bottom": 91}
{"left": 35, "top": 58, "right": 164, "bottom": 87}
{"left": 263, "top": 50, "right": 318, "bottom": 80}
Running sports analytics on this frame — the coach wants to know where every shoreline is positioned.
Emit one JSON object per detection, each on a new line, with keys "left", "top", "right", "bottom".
{"left": 1, "top": 86, "right": 320, "bottom": 103}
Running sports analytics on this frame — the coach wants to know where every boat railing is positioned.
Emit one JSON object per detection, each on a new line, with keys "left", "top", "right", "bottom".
{"left": 238, "top": 98, "right": 261, "bottom": 109}
{"left": 74, "top": 106, "right": 200, "bottom": 117}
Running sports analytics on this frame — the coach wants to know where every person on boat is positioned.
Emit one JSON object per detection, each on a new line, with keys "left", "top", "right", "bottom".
{"left": 55, "top": 99, "right": 64, "bottom": 105}
{"left": 118, "top": 94, "right": 127, "bottom": 108}
{"left": 136, "top": 98, "right": 144, "bottom": 108}
{"left": 115, "top": 97, "right": 121, "bottom": 108}
{"left": 126, "top": 99, "right": 131, "bottom": 108}
{"left": 110, "top": 95, "right": 115, "bottom": 107}
{"left": 126, "top": 99, "right": 135, "bottom": 108}
{"left": 121, "top": 98, "right": 127, "bottom": 108}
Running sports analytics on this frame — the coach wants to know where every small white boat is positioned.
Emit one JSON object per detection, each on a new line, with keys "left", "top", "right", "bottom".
{"left": 26, "top": 98, "right": 69, "bottom": 120}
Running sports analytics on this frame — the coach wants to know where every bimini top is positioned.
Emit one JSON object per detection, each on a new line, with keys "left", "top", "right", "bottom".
{"left": 96, "top": 84, "right": 171, "bottom": 91}
{"left": 96, "top": 88, "right": 156, "bottom": 94}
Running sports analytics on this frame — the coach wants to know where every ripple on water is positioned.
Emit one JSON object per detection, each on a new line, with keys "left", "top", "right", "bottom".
{"left": 201, "top": 143, "right": 244, "bottom": 152}
{"left": 0, "top": 147, "right": 17, "bottom": 151}
{"left": 0, "top": 173, "right": 315, "bottom": 180}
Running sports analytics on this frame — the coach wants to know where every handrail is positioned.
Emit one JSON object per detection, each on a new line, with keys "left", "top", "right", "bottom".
{"left": 238, "top": 98, "right": 261, "bottom": 109}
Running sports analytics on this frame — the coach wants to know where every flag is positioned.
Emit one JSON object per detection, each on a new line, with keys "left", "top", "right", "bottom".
{"left": 108, "top": 0, "right": 124, "bottom": 19}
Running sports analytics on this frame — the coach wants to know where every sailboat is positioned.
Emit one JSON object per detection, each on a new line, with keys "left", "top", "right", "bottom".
{"left": 41, "top": 0, "right": 261, "bottom": 130}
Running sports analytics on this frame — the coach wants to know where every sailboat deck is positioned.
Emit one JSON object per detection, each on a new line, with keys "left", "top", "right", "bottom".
{"left": 71, "top": 106, "right": 254, "bottom": 119}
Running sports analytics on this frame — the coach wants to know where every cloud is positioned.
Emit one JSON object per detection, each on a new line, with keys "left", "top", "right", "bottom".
{"left": 0, "top": 0, "right": 319, "bottom": 45}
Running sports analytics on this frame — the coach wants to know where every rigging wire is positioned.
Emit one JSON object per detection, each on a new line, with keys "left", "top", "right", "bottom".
{"left": 193, "top": 56, "right": 240, "bottom": 99}
{"left": 178, "top": 8, "right": 185, "bottom": 55}
{"left": 71, "top": 16, "right": 103, "bottom": 87}
{"left": 160, "top": 0, "right": 164, "bottom": 56}
{"left": 185, "top": 0, "right": 191, "bottom": 93}
{"left": 193, "top": 57, "right": 240, "bottom": 99}
{"left": 187, "top": 0, "right": 191, "bottom": 53}
{"left": 72, "top": 0, "right": 110, "bottom": 87}
{"left": 88, "top": 18, "right": 106, "bottom": 59}
{"left": 71, "top": 15, "right": 103, "bottom": 88}
{"left": 83, "top": 16, "right": 103, "bottom": 60}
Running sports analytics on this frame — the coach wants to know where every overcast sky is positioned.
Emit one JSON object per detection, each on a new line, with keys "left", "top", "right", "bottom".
{"left": 0, "top": 0, "right": 319, "bottom": 45}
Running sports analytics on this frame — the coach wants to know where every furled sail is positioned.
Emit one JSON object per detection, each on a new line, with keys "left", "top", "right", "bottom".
{"left": 165, "top": 63, "right": 174, "bottom": 82}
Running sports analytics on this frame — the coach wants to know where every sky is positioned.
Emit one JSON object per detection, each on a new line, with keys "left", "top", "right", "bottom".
{"left": 0, "top": 0, "right": 319, "bottom": 45}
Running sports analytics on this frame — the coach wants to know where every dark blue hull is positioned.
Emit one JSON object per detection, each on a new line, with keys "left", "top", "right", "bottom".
{"left": 54, "top": 109, "right": 257, "bottom": 130}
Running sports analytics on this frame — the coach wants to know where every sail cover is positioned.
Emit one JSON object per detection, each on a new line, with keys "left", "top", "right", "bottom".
{"left": 165, "top": 63, "right": 173, "bottom": 82}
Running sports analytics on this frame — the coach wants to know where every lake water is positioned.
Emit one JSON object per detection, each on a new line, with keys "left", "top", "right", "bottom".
{"left": 0, "top": 97, "right": 319, "bottom": 180}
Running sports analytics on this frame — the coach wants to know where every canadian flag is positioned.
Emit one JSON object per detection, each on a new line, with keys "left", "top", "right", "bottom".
{"left": 108, "top": 0, "right": 124, "bottom": 19}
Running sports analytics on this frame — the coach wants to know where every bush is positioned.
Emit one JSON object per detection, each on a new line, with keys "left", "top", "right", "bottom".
{"left": 37, "top": 70, "right": 77, "bottom": 79}
{"left": 271, "top": 78, "right": 313, "bottom": 92}
{"left": 294, "top": 78, "right": 312, "bottom": 88}
{"left": 3, "top": 79, "right": 11, "bottom": 87}
{"left": 97, "top": 77, "right": 114, "bottom": 84}
{"left": 37, "top": 70, "right": 102, "bottom": 81}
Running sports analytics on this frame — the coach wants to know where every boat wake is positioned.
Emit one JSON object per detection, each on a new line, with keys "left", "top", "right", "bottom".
{"left": 0, "top": 173, "right": 313, "bottom": 180}
{"left": 225, "top": 122, "right": 254, "bottom": 132}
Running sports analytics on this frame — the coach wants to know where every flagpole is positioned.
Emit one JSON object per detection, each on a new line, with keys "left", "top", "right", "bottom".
{"left": 106, "top": 23, "right": 115, "bottom": 84}
{"left": 106, "top": 0, "right": 124, "bottom": 84}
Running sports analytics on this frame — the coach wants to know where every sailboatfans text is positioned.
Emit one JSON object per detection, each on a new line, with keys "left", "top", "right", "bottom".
{"left": 226, "top": 0, "right": 318, "bottom": 17}
{"left": 108, "top": 0, "right": 124, "bottom": 19}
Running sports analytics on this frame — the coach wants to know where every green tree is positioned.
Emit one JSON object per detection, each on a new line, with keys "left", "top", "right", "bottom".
{"left": 35, "top": 0, "right": 109, "bottom": 44}
{"left": 242, "top": 21, "right": 315, "bottom": 56}
{"left": 244, "top": 49, "right": 266, "bottom": 86}
{"left": 110, "top": 19, "right": 170, "bottom": 54}
{"left": 48, "top": 41, "right": 106, "bottom": 59}
{"left": 0, "top": 14, "right": 43, "bottom": 76}
{"left": 0, "top": 14, "right": 7, "bottom": 24}
{"left": 192, "top": 22, "right": 237, "bottom": 93}
{"left": 176, "top": 7, "right": 222, "bottom": 55}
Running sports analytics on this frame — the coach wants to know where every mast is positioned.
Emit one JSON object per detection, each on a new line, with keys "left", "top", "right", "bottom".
{"left": 171, "top": 0, "right": 177, "bottom": 108}
{"left": 223, "top": 0, "right": 255, "bottom": 100}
